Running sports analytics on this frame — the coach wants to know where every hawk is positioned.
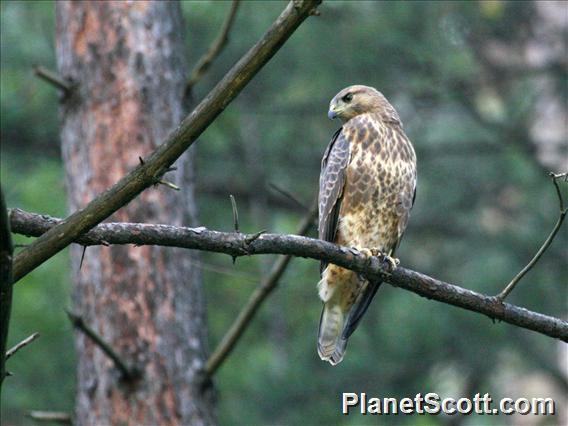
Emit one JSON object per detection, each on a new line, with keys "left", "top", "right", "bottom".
{"left": 317, "top": 85, "right": 417, "bottom": 365}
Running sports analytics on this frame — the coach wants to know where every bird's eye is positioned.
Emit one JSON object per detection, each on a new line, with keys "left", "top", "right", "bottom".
{"left": 342, "top": 93, "right": 353, "bottom": 103}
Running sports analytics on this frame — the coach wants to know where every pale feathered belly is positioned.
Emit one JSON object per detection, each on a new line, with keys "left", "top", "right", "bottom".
{"left": 337, "top": 202, "right": 399, "bottom": 254}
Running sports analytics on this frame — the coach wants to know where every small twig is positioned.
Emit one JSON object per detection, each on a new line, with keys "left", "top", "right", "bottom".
{"left": 28, "top": 411, "right": 72, "bottom": 425}
{"left": 33, "top": 65, "right": 73, "bottom": 95}
{"left": 78, "top": 246, "right": 87, "bottom": 271}
{"left": 154, "top": 163, "right": 180, "bottom": 190}
{"left": 229, "top": 194, "right": 240, "bottom": 264}
{"left": 244, "top": 229, "right": 267, "bottom": 245}
{"left": 497, "top": 172, "right": 567, "bottom": 301}
{"left": 206, "top": 201, "right": 317, "bottom": 376}
{"left": 185, "top": 0, "right": 241, "bottom": 96}
{"left": 268, "top": 182, "right": 310, "bottom": 212}
{"left": 229, "top": 194, "right": 239, "bottom": 233}
{"left": 5, "top": 332, "right": 40, "bottom": 360}
{"left": 66, "top": 310, "right": 139, "bottom": 381}
{"left": 157, "top": 180, "right": 180, "bottom": 191}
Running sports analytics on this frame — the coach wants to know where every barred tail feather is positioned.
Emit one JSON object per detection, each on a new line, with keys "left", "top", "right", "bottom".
{"left": 329, "top": 338, "right": 348, "bottom": 366}
{"left": 317, "top": 303, "right": 348, "bottom": 365}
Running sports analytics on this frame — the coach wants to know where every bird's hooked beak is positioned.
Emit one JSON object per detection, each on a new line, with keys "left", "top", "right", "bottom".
{"left": 328, "top": 103, "right": 339, "bottom": 120}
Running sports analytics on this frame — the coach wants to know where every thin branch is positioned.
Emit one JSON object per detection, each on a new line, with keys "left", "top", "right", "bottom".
{"left": 497, "top": 172, "right": 567, "bottom": 301}
{"left": 185, "top": 0, "right": 241, "bottom": 95}
{"left": 28, "top": 411, "right": 72, "bottom": 425}
{"left": 5, "top": 332, "right": 40, "bottom": 360}
{"left": 0, "top": 187, "right": 14, "bottom": 393}
{"left": 11, "top": 0, "right": 322, "bottom": 283}
{"left": 229, "top": 194, "right": 240, "bottom": 233}
{"left": 33, "top": 65, "right": 74, "bottom": 95}
{"left": 66, "top": 310, "right": 140, "bottom": 381}
{"left": 10, "top": 208, "right": 568, "bottom": 342}
{"left": 197, "top": 180, "right": 305, "bottom": 213}
{"left": 157, "top": 179, "right": 180, "bottom": 191}
{"left": 206, "top": 201, "right": 317, "bottom": 376}
{"left": 268, "top": 182, "right": 310, "bottom": 212}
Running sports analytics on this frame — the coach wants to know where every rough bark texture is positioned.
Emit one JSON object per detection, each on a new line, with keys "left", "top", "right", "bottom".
{"left": 10, "top": 208, "right": 568, "bottom": 343}
{"left": 55, "top": 2, "right": 214, "bottom": 425}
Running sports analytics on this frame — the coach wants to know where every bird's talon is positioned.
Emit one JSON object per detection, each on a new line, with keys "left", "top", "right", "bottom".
{"left": 369, "top": 248, "right": 383, "bottom": 257}
{"left": 382, "top": 255, "right": 399, "bottom": 273}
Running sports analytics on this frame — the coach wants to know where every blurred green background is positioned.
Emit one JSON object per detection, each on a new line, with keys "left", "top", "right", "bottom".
{"left": 1, "top": 1, "right": 566, "bottom": 425}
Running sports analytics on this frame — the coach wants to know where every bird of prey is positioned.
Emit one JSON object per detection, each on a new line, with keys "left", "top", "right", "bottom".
{"left": 318, "top": 85, "right": 417, "bottom": 365}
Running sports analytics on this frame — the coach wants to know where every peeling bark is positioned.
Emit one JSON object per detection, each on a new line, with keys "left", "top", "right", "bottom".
{"left": 56, "top": 2, "right": 214, "bottom": 424}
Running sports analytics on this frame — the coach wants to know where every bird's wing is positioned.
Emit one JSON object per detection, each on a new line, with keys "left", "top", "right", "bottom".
{"left": 393, "top": 150, "right": 417, "bottom": 254}
{"left": 318, "top": 128, "right": 350, "bottom": 273}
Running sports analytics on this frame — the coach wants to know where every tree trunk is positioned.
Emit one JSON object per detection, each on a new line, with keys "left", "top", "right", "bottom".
{"left": 55, "top": 1, "right": 215, "bottom": 424}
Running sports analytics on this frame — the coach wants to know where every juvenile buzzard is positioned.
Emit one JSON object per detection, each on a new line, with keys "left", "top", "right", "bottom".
{"left": 318, "top": 85, "right": 417, "bottom": 365}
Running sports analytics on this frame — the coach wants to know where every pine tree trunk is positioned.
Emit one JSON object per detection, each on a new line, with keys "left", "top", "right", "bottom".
{"left": 55, "top": 1, "right": 215, "bottom": 424}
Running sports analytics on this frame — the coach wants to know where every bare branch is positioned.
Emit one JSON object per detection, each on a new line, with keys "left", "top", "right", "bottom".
{"left": 28, "top": 411, "right": 72, "bottom": 425}
{"left": 185, "top": 0, "right": 241, "bottom": 95}
{"left": 5, "top": 332, "right": 40, "bottom": 360}
{"left": 66, "top": 310, "right": 140, "bottom": 382}
{"left": 11, "top": 0, "right": 322, "bottom": 283}
{"left": 206, "top": 201, "right": 317, "bottom": 376}
{"left": 10, "top": 208, "right": 568, "bottom": 342}
{"left": 268, "top": 182, "right": 310, "bottom": 213}
{"left": 33, "top": 65, "right": 74, "bottom": 95}
{"left": 198, "top": 180, "right": 306, "bottom": 212}
{"left": 497, "top": 172, "right": 567, "bottom": 301}
{"left": 0, "top": 187, "right": 14, "bottom": 393}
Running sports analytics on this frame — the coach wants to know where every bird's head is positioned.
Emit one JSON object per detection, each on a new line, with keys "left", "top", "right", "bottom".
{"left": 328, "top": 85, "right": 400, "bottom": 125}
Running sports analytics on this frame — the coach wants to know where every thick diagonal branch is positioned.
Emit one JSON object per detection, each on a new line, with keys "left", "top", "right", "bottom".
{"left": 12, "top": 0, "right": 322, "bottom": 283}
{"left": 10, "top": 209, "right": 568, "bottom": 342}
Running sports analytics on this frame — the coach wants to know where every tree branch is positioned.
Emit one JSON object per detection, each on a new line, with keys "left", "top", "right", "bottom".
{"left": 66, "top": 311, "right": 140, "bottom": 382}
{"left": 28, "top": 411, "right": 72, "bottom": 425}
{"left": 206, "top": 201, "right": 317, "bottom": 376}
{"left": 33, "top": 65, "right": 74, "bottom": 95}
{"left": 0, "top": 187, "right": 14, "bottom": 393}
{"left": 11, "top": 0, "right": 322, "bottom": 283}
{"left": 10, "top": 208, "right": 568, "bottom": 342}
{"left": 185, "top": 0, "right": 241, "bottom": 96}
{"left": 497, "top": 172, "right": 567, "bottom": 300}
{"left": 5, "top": 332, "right": 40, "bottom": 360}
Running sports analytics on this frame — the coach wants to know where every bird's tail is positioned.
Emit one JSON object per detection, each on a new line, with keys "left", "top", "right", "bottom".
{"left": 317, "top": 303, "right": 348, "bottom": 365}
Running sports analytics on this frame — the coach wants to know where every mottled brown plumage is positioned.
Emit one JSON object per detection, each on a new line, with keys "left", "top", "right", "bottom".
{"left": 318, "top": 85, "right": 417, "bottom": 365}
